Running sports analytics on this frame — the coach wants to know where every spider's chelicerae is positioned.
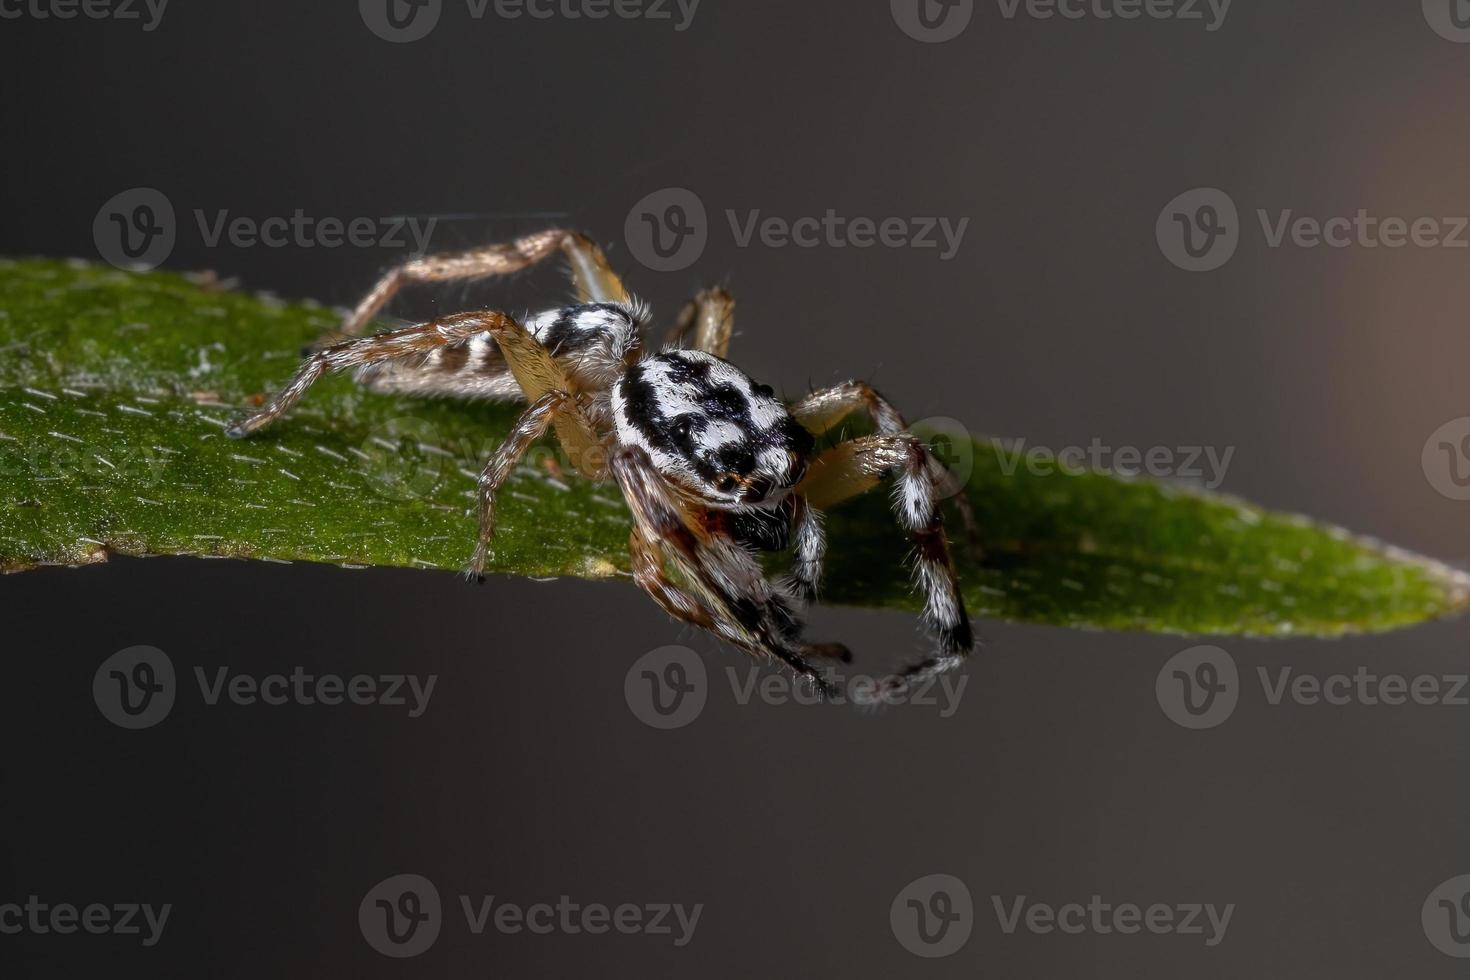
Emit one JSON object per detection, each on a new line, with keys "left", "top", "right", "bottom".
{"left": 227, "top": 230, "right": 974, "bottom": 702}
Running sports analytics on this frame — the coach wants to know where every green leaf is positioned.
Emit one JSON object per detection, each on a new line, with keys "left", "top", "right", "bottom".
{"left": 0, "top": 257, "right": 1464, "bottom": 637}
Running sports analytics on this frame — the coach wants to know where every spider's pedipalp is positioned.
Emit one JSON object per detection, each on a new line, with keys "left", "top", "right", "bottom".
{"left": 610, "top": 446, "right": 840, "bottom": 700}
{"left": 786, "top": 494, "right": 826, "bottom": 603}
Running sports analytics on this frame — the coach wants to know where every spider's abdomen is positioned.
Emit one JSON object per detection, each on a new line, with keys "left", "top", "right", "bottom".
{"left": 524, "top": 303, "right": 642, "bottom": 360}
{"left": 611, "top": 349, "right": 814, "bottom": 508}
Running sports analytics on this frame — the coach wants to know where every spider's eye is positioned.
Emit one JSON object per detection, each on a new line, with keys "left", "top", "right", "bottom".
{"left": 715, "top": 474, "right": 739, "bottom": 494}
{"left": 745, "top": 477, "right": 772, "bottom": 503}
{"left": 752, "top": 383, "right": 775, "bottom": 398}
{"left": 669, "top": 415, "right": 696, "bottom": 440}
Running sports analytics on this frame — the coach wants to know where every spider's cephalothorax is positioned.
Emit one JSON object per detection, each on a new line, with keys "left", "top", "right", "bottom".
{"left": 227, "top": 229, "right": 975, "bottom": 703}
{"left": 612, "top": 349, "right": 814, "bottom": 509}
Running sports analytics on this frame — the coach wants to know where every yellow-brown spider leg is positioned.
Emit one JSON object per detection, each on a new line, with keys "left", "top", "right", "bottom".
{"left": 663, "top": 286, "right": 735, "bottom": 357}
{"left": 326, "top": 229, "right": 629, "bottom": 344}
{"left": 789, "top": 380, "right": 980, "bottom": 545}
{"left": 231, "top": 309, "right": 604, "bottom": 477}
{"left": 797, "top": 434, "right": 974, "bottom": 701}
{"left": 629, "top": 526, "right": 719, "bottom": 630}
{"left": 631, "top": 527, "right": 848, "bottom": 662}
{"left": 611, "top": 447, "right": 840, "bottom": 699}
{"left": 468, "top": 390, "right": 573, "bottom": 580}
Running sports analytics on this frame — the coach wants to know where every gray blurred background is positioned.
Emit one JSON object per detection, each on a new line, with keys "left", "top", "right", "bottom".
{"left": 5, "top": 1, "right": 1470, "bottom": 975}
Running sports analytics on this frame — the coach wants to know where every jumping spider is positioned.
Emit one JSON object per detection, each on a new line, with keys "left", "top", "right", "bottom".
{"left": 227, "top": 230, "right": 974, "bottom": 702}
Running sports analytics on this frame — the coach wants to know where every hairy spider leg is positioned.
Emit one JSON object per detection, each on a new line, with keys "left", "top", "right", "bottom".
{"left": 611, "top": 446, "right": 841, "bottom": 699}
{"left": 323, "top": 229, "right": 629, "bottom": 345}
{"left": 796, "top": 433, "right": 974, "bottom": 702}
{"left": 664, "top": 286, "right": 736, "bottom": 357}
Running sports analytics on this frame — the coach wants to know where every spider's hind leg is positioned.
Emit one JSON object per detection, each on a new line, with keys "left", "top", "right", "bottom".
{"left": 664, "top": 287, "right": 735, "bottom": 357}
{"left": 324, "top": 229, "right": 628, "bottom": 346}
{"left": 225, "top": 314, "right": 511, "bottom": 439}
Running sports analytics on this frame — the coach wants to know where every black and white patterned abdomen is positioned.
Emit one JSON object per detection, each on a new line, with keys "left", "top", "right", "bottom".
{"left": 611, "top": 349, "right": 813, "bottom": 507}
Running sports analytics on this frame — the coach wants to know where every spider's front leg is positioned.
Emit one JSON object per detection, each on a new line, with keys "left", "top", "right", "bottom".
{"left": 796, "top": 432, "right": 975, "bottom": 702}
{"left": 611, "top": 447, "right": 841, "bottom": 700}
{"left": 790, "top": 380, "right": 979, "bottom": 544}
